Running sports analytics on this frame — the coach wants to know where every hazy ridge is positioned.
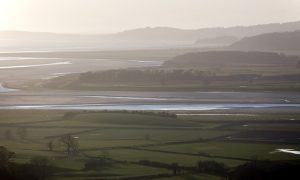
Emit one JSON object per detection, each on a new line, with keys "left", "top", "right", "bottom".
{"left": 230, "top": 31, "right": 300, "bottom": 51}
{"left": 1, "top": 21, "right": 300, "bottom": 52}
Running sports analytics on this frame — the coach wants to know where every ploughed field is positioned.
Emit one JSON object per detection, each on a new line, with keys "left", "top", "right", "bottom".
{"left": 1, "top": 110, "right": 300, "bottom": 180}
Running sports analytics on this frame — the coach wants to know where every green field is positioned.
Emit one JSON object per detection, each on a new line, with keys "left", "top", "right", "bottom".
{"left": 1, "top": 110, "right": 300, "bottom": 179}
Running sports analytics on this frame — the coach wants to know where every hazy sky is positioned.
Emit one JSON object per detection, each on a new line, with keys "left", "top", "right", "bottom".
{"left": 0, "top": 0, "right": 300, "bottom": 34}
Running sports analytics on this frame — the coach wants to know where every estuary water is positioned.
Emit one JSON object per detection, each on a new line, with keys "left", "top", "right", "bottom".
{"left": 0, "top": 61, "right": 71, "bottom": 69}
{"left": 0, "top": 103, "right": 300, "bottom": 111}
{"left": 0, "top": 83, "right": 17, "bottom": 93}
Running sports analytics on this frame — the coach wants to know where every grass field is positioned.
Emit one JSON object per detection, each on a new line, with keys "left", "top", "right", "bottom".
{"left": 1, "top": 110, "right": 300, "bottom": 179}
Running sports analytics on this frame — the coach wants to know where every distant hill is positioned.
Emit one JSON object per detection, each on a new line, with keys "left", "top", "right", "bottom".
{"left": 164, "top": 51, "right": 300, "bottom": 67}
{"left": 1, "top": 21, "right": 300, "bottom": 41}
{"left": 1, "top": 21, "right": 300, "bottom": 51}
{"left": 230, "top": 31, "right": 300, "bottom": 51}
{"left": 195, "top": 36, "right": 238, "bottom": 46}
{"left": 106, "top": 21, "right": 300, "bottom": 41}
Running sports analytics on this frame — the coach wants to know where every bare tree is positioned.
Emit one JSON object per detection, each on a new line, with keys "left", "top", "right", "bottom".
{"left": 170, "top": 163, "right": 182, "bottom": 175}
{"left": 60, "top": 135, "right": 79, "bottom": 155}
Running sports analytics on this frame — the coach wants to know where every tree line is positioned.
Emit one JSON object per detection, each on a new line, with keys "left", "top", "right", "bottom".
{"left": 77, "top": 69, "right": 300, "bottom": 86}
{"left": 79, "top": 69, "right": 214, "bottom": 85}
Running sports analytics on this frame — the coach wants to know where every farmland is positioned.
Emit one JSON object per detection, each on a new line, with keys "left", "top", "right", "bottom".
{"left": 1, "top": 110, "right": 300, "bottom": 179}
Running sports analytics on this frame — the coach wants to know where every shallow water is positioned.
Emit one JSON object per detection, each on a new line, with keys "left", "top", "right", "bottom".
{"left": 1, "top": 103, "right": 300, "bottom": 111}
{"left": 0, "top": 61, "right": 71, "bottom": 69}
{"left": 274, "top": 149, "right": 300, "bottom": 155}
{"left": 0, "top": 57, "right": 63, "bottom": 61}
{"left": 176, "top": 113, "right": 256, "bottom": 116}
{"left": 79, "top": 95, "right": 170, "bottom": 101}
{"left": 0, "top": 83, "right": 17, "bottom": 93}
